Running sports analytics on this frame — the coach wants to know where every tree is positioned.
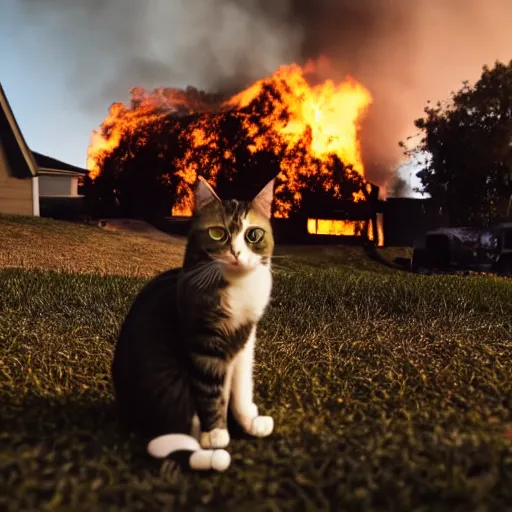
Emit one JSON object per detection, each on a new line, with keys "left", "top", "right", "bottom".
{"left": 402, "top": 60, "right": 512, "bottom": 226}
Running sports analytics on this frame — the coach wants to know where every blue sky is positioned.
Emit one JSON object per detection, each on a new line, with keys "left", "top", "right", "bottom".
{"left": 1, "top": 2, "right": 101, "bottom": 169}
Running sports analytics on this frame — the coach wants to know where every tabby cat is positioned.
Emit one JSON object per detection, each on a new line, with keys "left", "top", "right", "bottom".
{"left": 111, "top": 177, "right": 276, "bottom": 471}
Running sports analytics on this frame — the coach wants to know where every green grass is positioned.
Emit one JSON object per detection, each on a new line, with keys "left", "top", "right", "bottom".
{"left": 1, "top": 248, "right": 512, "bottom": 510}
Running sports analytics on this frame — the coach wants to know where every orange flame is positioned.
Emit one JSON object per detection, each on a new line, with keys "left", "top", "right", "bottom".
{"left": 307, "top": 213, "right": 384, "bottom": 246}
{"left": 87, "top": 60, "right": 372, "bottom": 218}
{"left": 226, "top": 64, "right": 369, "bottom": 172}
{"left": 307, "top": 218, "right": 367, "bottom": 237}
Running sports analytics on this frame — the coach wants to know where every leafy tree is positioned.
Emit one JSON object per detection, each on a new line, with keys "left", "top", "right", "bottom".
{"left": 402, "top": 60, "right": 512, "bottom": 226}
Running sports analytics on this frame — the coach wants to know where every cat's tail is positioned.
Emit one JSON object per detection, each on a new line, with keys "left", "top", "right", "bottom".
{"left": 147, "top": 434, "right": 231, "bottom": 472}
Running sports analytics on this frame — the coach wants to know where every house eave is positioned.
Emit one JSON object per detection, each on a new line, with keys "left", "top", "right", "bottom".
{"left": 37, "top": 167, "right": 87, "bottom": 177}
{"left": 39, "top": 194, "right": 85, "bottom": 198}
{"left": 0, "top": 83, "right": 38, "bottom": 177}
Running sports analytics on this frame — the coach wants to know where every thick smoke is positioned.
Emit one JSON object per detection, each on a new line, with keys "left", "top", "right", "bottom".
{"left": 18, "top": 0, "right": 302, "bottom": 102}
{"left": 19, "top": 0, "right": 512, "bottom": 192}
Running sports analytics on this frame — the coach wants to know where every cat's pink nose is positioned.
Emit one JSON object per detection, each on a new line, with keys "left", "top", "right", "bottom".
{"left": 231, "top": 255, "right": 245, "bottom": 267}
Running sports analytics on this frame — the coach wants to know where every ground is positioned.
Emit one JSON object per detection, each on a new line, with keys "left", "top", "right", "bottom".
{"left": 0, "top": 214, "right": 511, "bottom": 511}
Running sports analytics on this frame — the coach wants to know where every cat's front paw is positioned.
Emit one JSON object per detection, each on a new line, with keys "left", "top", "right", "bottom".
{"left": 232, "top": 402, "right": 259, "bottom": 431}
{"left": 232, "top": 404, "right": 274, "bottom": 437}
{"left": 200, "top": 428, "right": 230, "bottom": 449}
{"left": 246, "top": 403, "right": 259, "bottom": 417}
{"left": 249, "top": 416, "right": 274, "bottom": 438}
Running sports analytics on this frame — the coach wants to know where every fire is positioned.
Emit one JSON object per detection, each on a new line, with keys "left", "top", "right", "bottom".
{"left": 87, "top": 59, "right": 372, "bottom": 218}
{"left": 226, "top": 64, "right": 369, "bottom": 173}
{"left": 307, "top": 218, "right": 367, "bottom": 237}
{"left": 307, "top": 213, "right": 384, "bottom": 246}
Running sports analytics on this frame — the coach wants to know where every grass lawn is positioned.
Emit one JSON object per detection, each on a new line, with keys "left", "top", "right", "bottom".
{"left": 0, "top": 215, "right": 511, "bottom": 511}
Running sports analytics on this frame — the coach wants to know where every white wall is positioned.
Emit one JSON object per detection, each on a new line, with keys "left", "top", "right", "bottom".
{"left": 32, "top": 177, "right": 40, "bottom": 216}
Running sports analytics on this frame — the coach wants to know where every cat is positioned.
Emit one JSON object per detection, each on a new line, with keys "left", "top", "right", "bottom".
{"left": 111, "top": 176, "right": 276, "bottom": 471}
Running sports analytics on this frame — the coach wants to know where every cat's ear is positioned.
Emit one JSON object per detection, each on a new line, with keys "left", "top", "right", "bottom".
{"left": 251, "top": 178, "right": 275, "bottom": 219}
{"left": 194, "top": 176, "right": 222, "bottom": 212}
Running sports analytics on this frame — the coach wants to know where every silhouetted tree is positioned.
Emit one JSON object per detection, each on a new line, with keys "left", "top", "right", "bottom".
{"left": 402, "top": 60, "right": 512, "bottom": 226}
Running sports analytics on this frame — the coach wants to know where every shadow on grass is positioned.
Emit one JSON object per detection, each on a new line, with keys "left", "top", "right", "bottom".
{"left": 2, "top": 391, "right": 262, "bottom": 476}
{"left": 2, "top": 392, "right": 155, "bottom": 477}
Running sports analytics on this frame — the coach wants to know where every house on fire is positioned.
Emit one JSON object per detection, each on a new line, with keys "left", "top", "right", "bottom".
{"left": 0, "top": 83, "right": 88, "bottom": 218}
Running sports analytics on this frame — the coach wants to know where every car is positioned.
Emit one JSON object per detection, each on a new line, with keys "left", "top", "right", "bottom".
{"left": 411, "top": 222, "right": 512, "bottom": 276}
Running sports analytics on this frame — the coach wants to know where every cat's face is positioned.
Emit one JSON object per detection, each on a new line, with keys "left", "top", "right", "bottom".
{"left": 185, "top": 178, "right": 275, "bottom": 274}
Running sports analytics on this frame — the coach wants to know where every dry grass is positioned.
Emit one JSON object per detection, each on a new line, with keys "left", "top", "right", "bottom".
{"left": 0, "top": 214, "right": 407, "bottom": 278}
{"left": 0, "top": 215, "right": 185, "bottom": 277}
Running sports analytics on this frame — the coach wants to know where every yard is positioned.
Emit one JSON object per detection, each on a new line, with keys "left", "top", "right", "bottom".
{"left": 0, "top": 215, "right": 511, "bottom": 511}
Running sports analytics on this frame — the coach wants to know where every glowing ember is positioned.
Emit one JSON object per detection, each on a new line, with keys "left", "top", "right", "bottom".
{"left": 87, "top": 60, "right": 372, "bottom": 218}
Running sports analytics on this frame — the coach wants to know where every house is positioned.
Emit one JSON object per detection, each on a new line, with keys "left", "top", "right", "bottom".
{"left": 0, "top": 82, "right": 88, "bottom": 218}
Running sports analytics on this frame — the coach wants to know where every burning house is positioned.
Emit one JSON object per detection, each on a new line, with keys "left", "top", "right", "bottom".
{"left": 86, "top": 62, "right": 386, "bottom": 245}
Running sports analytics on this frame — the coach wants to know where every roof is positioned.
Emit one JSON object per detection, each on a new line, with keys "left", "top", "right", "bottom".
{"left": 0, "top": 82, "right": 38, "bottom": 178}
{"left": 32, "top": 151, "right": 89, "bottom": 176}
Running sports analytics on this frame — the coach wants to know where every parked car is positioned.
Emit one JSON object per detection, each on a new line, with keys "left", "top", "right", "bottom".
{"left": 411, "top": 222, "right": 512, "bottom": 276}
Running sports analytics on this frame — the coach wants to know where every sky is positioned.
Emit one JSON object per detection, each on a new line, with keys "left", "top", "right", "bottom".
{"left": 1, "top": 2, "right": 102, "bottom": 169}
{"left": 1, "top": 0, "right": 511, "bottom": 197}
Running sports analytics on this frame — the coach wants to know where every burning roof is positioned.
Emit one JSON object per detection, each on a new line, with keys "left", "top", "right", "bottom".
{"left": 86, "top": 60, "right": 373, "bottom": 218}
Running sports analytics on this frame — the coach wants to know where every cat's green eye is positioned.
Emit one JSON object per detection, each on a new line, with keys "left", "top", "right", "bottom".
{"left": 245, "top": 227, "right": 265, "bottom": 244}
{"left": 208, "top": 227, "right": 228, "bottom": 242}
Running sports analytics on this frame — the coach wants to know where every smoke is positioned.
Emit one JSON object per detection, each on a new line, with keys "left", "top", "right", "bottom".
{"left": 18, "top": 0, "right": 303, "bottom": 104}
{"left": 18, "top": 0, "right": 512, "bottom": 190}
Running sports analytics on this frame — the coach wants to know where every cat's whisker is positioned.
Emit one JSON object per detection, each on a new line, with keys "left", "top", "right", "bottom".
{"left": 184, "top": 261, "right": 214, "bottom": 276}
{"left": 185, "top": 260, "right": 215, "bottom": 275}
{"left": 192, "top": 272, "right": 212, "bottom": 291}
{"left": 177, "top": 261, "right": 219, "bottom": 298}
{"left": 203, "top": 267, "right": 220, "bottom": 290}
{"left": 187, "top": 261, "right": 221, "bottom": 291}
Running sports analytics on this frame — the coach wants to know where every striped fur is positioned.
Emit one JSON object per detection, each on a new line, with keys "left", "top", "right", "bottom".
{"left": 111, "top": 178, "right": 275, "bottom": 469}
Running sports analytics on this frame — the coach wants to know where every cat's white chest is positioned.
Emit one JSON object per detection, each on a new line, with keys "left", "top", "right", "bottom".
{"left": 220, "top": 265, "right": 272, "bottom": 331}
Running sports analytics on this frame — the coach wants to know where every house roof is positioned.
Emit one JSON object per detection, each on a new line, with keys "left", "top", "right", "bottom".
{"left": 0, "top": 82, "right": 38, "bottom": 178}
{"left": 0, "top": 81, "right": 89, "bottom": 179}
{"left": 32, "top": 151, "right": 89, "bottom": 176}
